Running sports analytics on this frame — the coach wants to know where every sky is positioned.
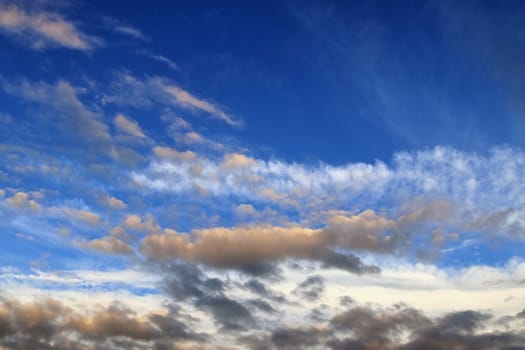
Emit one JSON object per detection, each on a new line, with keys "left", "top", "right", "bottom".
{"left": 0, "top": 0, "right": 524, "bottom": 349}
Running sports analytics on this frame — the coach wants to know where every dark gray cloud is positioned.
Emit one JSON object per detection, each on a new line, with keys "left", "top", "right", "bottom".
{"left": 237, "top": 262, "right": 282, "bottom": 278}
{"left": 339, "top": 295, "right": 354, "bottom": 307}
{"left": 196, "top": 295, "right": 256, "bottom": 331}
{"left": 271, "top": 327, "right": 325, "bottom": 349}
{"left": 293, "top": 275, "right": 325, "bottom": 301}
{"left": 244, "top": 279, "right": 287, "bottom": 304}
{"left": 315, "top": 249, "right": 381, "bottom": 274}
{"left": 162, "top": 263, "right": 257, "bottom": 332}
{"left": 162, "top": 263, "right": 225, "bottom": 301}
{"left": 247, "top": 299, "right": 277, "bottom": 314}
{"left": 239, "top": 304, "right": 525, "bottom": 350}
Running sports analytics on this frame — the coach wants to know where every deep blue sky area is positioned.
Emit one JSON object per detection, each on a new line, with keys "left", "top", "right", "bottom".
{"left": 3, "top": 0, "right": 524, "bottom": 164}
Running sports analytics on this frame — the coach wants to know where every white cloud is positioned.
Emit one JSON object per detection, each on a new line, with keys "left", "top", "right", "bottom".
{"left": 0, "top": 3, "right": 102, "bottom": 50}
{"left": 132, "top": 146, "right": 525, "bottom": 218}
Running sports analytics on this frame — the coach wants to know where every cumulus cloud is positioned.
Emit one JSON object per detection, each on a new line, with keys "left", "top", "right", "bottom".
{"left": 141, "top": 225, "right": 322, "bottom": 266}
{"left": 0, "top": 3, "right": 102, "bottom": 50}
{"left": 136, "top": 197, "right": 468, "bottom": 272}
{"left": 0, "top": 295, "right": 206, "bottom": 349}
{"left": 4, "top": 191, "right": 41, "bottom": 212}
{"left": 140, "top": 223, "right": 382, "bottom": 274}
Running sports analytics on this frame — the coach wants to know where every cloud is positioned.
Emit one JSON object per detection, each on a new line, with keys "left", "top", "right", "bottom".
{"left": 196, "top": 295, "right": 256, "bottom": 331}
{"left": 293, "top": 275, "right": 325, "bottom": 301}
{"left": 244, "top": 279, "right": 287, "bottom": 304}
{"left": 221, "top": 153, "right": 257, "bottom": 170}
{"left": 140, "top": 222, "right": 382, "bottom": 274}
{"left": 141, "top": 225, "right": 324, "bottom": 267}
{"left": 104, "top": 195, "right": 126, "bottom": 209}
{"left": 153, "top": 146, "right": 197, "bottom": 161}
{"left": 105, "top": 73, "right": 243, "bottom": 127}
{"left": 2, "top": 79, "right": 110, "bottom": 145}
{"left": 162, "top": 263, "right": 225, "bottom": 302}
{"left": 61, "top": 208, "right": 100, "bottom": 226}
{"left": 0, "top": 3, "right": 102, "bottom": 50}
{"left": 270, "top": 327, "right": 325, "bottom": 349}
{"left": 102, "top": 17, "right": 148, "bottom": 41}
{"left": 139, "top": 50, "right": 179, "bottom": 71}
{"left": 124, "top": 214, "right": 161, "bottom": 233}
{"left": 4, "top": 191, "right": 41, "bottom": 212}
{"left": 0, "top": 295, "right": 206, "bottom": 349}
{"left": 75, "top": 236, "right": 133, "bottom": 256}
{"left": 234, "top": 203, "right": 257, "bottom": 217}
{"left": 241, "top": 303, "right": 525, "bottom": 350}
{"left": 137, "top": 199, "right": 458, "bottom": 267}
{"left": 162, "top": 263, "right": 256, "bottom": 331}
{"left": 114, "top": 114, "right": 146, "bottom": 138}
{"left": 132, "top": 146, "right": 525, "bottom": 245}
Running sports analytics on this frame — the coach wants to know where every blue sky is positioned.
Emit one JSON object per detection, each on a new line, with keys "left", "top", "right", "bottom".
{"left": 0, "top": 1, "right": 524, "bottom": 349}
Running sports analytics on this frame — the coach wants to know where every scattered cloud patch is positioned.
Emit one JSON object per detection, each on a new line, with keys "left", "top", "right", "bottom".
{"left": 0, "top": 3, "right": 102, "bottom": 50}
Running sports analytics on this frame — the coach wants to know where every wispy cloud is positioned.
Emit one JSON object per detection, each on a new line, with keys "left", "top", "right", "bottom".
{"left": 139, "top": 50, "right": 179, "bottom": 71}
{"left": 102, "top": 16, "right": 148, "bottom": 41}
{"left": 105, "top": 72, "right": 243, "bottom": 127}
{"left": 0, "top": 2, "right": 102, "bottom": 50}
{"left": 114, "top": 114, "right": 146, "bottom": 139}
{"left": 2, "top": 78, "right": 110, "bottom": 144}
